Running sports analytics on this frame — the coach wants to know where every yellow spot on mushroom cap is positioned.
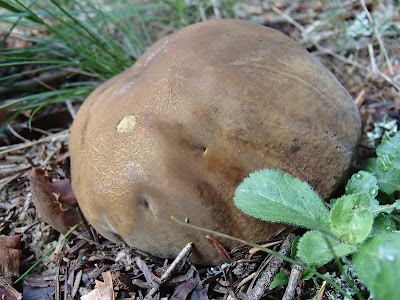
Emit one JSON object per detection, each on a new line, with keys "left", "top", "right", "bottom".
{"left": 117, "top": 115, "right": 137, "bottom": 133}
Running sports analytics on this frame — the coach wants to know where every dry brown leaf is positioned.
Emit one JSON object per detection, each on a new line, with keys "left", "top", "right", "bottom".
{"left": 0, "top": 235, "right": 22, "bottom": 277}
{"left": 81, "top": 271, "right": 115, "bottom": 300}
{"left": 29, "top": 168, "right": 81, "bottom": 234}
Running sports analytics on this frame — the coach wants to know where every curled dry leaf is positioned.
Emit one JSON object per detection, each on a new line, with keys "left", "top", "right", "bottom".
{"left": 81, "top": 271, "right": 115, "bottom": 300}
{"left": 29, "top": 168, "right": 81, "bottom": 234}
{"left": 0, "top": 235, "right": 22, "bottom": 277}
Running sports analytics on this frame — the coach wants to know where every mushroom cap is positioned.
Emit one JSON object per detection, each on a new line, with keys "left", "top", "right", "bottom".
{"left": 70, "top": 19, "right": 361, "bottom": 265}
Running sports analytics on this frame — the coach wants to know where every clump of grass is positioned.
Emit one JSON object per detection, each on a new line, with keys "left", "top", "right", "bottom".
{"left": 0, "top": 0, "right": 235, "bottom": 130}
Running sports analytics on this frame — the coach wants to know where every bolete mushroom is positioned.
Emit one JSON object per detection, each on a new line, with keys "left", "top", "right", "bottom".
{"left": 69, "top": 19, "right": 361, "bottom": 265}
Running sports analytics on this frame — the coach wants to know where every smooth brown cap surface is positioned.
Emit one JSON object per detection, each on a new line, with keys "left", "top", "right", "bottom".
{"left": 70, "top": 19, "right": 361, "bottom": 265}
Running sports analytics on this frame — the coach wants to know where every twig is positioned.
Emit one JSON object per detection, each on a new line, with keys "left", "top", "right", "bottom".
{"left": 72, "top": 270, "right": 82, "bottom": 298}
{"left": 247, "top": 253, "right": 273, "bottom": 292}
{"left": 171, "top": 216, "right": 352, "bottom": 298}
{"left": 135, "top": 256, "right": 159, "bottom": 288}
{"left": 40, "top": 142, "right": 62, "bottom": 168}
{"left": 198, "top": 3, "right": 207, "bottom": 22}
{"left": 236, "top": 272, "right": 256, "bottom": 290}
{"left": 0, "top": 172, "right": 23, "bottom": 191}
{"left": 355, "top": 89, "right": 366, "bottom": 108}
{"left": 55, "top": 261, "right": 61, "bottom": 300}
{"left": 314, "top": 43, "right": 400, "bottom": 91}
{"left": 282, "top": 257, "right": 305, "bottom": 300}
{"left": 248, "top": 240, "right": 283, "bottom": 255}
{"left": 77, "top": 207, "right": 99, "bottom": 244}
{"left": 211, "top": 0, "right": 221, "bottom": 19}
{"left": 160, "top": 242, "right": 192, "bottom": 283}
{"left": 0, "top": 69, "right": 72, "bottom": 95}
{"left": 314, "top": 43, "right": 366, "bottom": 70}
{"left": 66, "top": 100, "right": 76, "bottom": 119}
{"left": 368, "top": 43, "right": 378, "bottom": 74}
{"left": 6, "top": 124, "right": 28, "bottom": 142}
{"left": 0, "top": 129, "right": 70, "bottom": 157}
{"left": 360, "top": 0, "right": 394, "bottom": 75}
{"left": 65, "top": 261, "right": 74, "bottom": 300}
{"left": 317, "top": 281, "right": 327, "bottom": 300}
{"left": 0, "top": 163, "right": 30, "bottom": 177}
{"left": 54, "top": 234, "right": 67, "bottom": 300}
{"left": 271, "top": 6, "right": 305, "bottom": 33}
{"left": 248, "top": 233, "right": 296, "bottom": 300}
{"left": 144, "top": 242, "right": 193, "bottom": 299}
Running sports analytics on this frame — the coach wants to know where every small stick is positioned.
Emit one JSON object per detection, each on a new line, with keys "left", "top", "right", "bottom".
{"left": 282, "top": 257, "right": 305, "bottom": 300}
{"left": 354, "top": 89, "right": 366, "bottom": 108}
{"left": 144, "top": 242, "right": 193, "bottom": 299}
{"left": 368, "top": 43, "right": 378, "bottom": 74}
{"left": 317, "top": 280, "right": 327, "bottom": 300}
{"left": 0, "top": 172, "right": 23, "bottom": 191}
{"left": 271, "top": 6, "right": 305, "bottom": 33}
{"left": 210, "top": 0, "right": 221, "bottom": 19}
{"left": 55, "top": 262, "right": 61, "bottom": 300}
{"left": 160, "top": 242, "right": 193, "bottom": 283}
{"left": 360, "top": 0, "right": 394, "bottom": 75}
{"left": 66, "top": 100, "right": 76, "bottom": 119}
{"left": 0, "top": 129, "right": 70, "bottom": 157}
{"left": 72, "top": 270, "right": 82, "bottom": 298}
{"left": 248, "top": 233, "right": 296, "bottom": 300}
{"left": 248, "top": 240, "right": 283, "bottom": 255}
{"left": 314, "top": 43, "right": 400, "bottom": 91}
{"left": 236, "top": 272, "right": 256, "bottom": 290}
{"left": 6, "top": 124, "right": 28, "bottom": 142}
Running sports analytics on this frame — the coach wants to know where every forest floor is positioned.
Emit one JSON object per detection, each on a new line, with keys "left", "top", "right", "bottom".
{"left": 0, "top": 1, "right": 399, "bottom": 299}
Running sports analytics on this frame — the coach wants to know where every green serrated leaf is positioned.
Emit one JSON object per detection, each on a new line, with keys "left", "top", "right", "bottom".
{"left": 330, "top": 195, "right": 373, "bottom": 244}
{"left": 376, "top": 132, "right": 400, "bottom": 158}
{"left": 366, "top": 157, "right": 400, "bottom": 195}
{"left": 290, "top": 236, "right": 301, "bottom": 259}
{"left": 370, "top": 213, "right": 397, "bottom": 236}
{"left": 297, "top": 231, "right": 357, "bottom": 265}
{"left": 353, "top": 232, "right": 400, "bottom": 299}
{"left": 369, "top": 199, "right": 400, "bottom": 216}
{"left": 234, "top": 169, "right": 331, "bottom": 233}
{"left": 365, "top": 132, "right": 400, "bottom": 195}
{"left": 345, "top": 171, "right": 378, "bottom": 201}
{"left": 269, "top": 268, "right": 288, "bottom": 290}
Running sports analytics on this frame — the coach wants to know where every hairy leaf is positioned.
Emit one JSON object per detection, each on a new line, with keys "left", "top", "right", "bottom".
{"left": 376, "top": 131, "right": 400, "bottom": 158}
{"left": 369, "top": 200, "right": 400, "bottom": 217}
{"left": 234, "top": 169, "right": 330, "bottom": 233}
{"left": 345, "top": 171, "right": 378, "bottom": 201}
{"left": 330, "top": 195, "right": 373, "bottom": 244}
{"left": 370, "top": 213, "right": 397, "bottom": 236}
{"left": 353, "top": 232, "right": 400, "bottom": 299}
{"left": 297, "top": 231, "right": 356, "bottom": 265}
{"left": 365, "top": 132, "right": 400, "bottom": 195}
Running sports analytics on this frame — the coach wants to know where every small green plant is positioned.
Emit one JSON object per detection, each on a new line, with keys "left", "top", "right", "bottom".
{"left": 234, "top": 131, "right": 400, "bottom": 299}
{"left": 0, "top": 0, "right": 235, "bottom": 130}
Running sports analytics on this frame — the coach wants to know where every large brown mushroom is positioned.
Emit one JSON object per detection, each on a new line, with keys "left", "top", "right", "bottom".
{"left": 69, "top": 19, "right": 361, "bottom": 265}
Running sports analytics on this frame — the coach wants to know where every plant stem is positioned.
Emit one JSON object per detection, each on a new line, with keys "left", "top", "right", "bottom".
{"left": 171, "top": 216, "right": 353, "bottom": 299}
